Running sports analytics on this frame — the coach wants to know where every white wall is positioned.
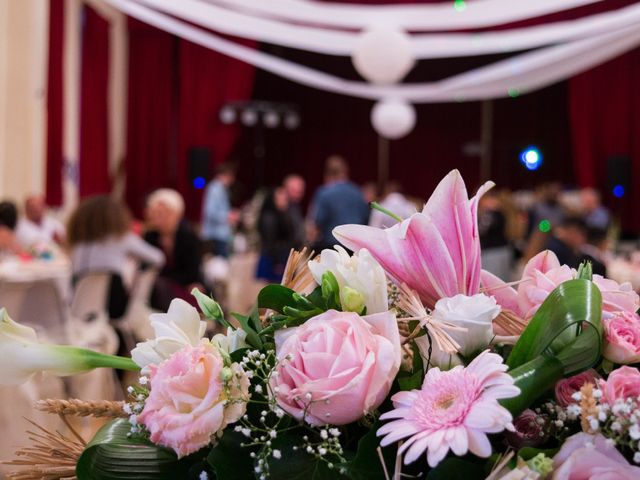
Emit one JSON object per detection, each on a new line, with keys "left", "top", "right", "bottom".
{"left": 0, "top": 0, "right": 49, "bottom": 202}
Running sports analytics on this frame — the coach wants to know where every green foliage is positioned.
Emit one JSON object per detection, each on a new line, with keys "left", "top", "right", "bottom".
{"left": 76, "top": 419, "right": 199, "bottom": 480}
{"left": 347, "top": 424, "right": 396, "bottom": 480}
{"left": 504, "top": 278, "right": 603, "bottom": 415}
{"left": 207, "top": 431, "right": 257, "bottom": 480}
{"left": 425, "top": 457, "right": 486, "bottom": 480}
{"left": 264, "top": 434, "right": 348, "bottom": 480}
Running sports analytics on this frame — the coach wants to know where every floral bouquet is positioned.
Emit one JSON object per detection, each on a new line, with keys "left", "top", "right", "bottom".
{"left": 3, "top": 170, "right": 640, "bottom": 480}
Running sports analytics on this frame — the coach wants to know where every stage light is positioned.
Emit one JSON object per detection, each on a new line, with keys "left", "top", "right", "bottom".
{"left": 520, "top": 146, "right": 542, "bottom": 171}
{"left": 613, "top": 184, "right": 625, "bottom": 198}
{"left": 454, "top": 0, "right": 466, "bottom": 12}
{"left": 193, "top": 176, "right": 206, "bottom": 189}
{"left": 241, "top": 109, "right": 258, "bottom": 126}
{"left": 538, "top": 219, "right": 551, "bottom": 233}
{"left": 284, "top": 113, "right": 300, "bottom": 130}
{"left": 263, "top": 111, "right": 280, "bottom": 128}
{"left": 219, "top": 107, "right": 236, "bottom": 125}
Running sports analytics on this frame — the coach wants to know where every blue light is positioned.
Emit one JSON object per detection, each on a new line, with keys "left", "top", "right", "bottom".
{"left": 520, "top": 146, "right": 542, "bottom": 171}
{"left": 613, "top": 185, "right": 625, "bottom": 198}
{"left": 193, "top": 176, "right": 206, "bottom": 189}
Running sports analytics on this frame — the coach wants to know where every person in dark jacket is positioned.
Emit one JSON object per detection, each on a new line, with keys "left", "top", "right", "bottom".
{"left": 144, "top": 189, "right": 203, "bottom": 311}
{"left": 256, "top": 187, "right": 298, "bottom": 282}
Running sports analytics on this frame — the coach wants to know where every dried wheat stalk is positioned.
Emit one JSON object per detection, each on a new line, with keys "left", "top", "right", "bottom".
{"left": 36, "top": 399, "right": 127, "bottom": 419}
{"left": 1, "top": 419, "right": 84, "bottom": 480}
{"left": 281, "top": 248, "right": 316, "bottom": 294}
{"left": 493, "top": 311, "right": 528, "bottom": 336}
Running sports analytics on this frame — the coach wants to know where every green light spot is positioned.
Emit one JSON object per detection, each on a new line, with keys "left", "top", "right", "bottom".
{"left": 454, "top": 0, "right": 466, "bottom": 12}
{"left": 508, "top": 88, "right": 520, "bottom": 98}
{"left": 539, "top": 220, "right": 551, "bottom": 233}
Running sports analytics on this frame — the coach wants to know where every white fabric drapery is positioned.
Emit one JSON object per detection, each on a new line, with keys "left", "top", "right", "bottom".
{"left": 205, "top": 0, "right": 602, "bottom": 31}
{"left": 134, "top": 0, "right": 640, "bottom": 59}
{"left": 103, "top": 0, "right": 640, "bottom": 103}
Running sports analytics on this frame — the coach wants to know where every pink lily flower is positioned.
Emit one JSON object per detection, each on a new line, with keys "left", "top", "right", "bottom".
{"left": 334, "top": 170, "right": 494, "bottom": 307}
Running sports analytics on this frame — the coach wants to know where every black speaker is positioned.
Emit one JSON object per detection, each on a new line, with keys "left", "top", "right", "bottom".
{"left": 188, "top": 147, "right": 211, "bottom": 188}
{"left": 606, "top": 155, "right": 631, "bottom": 192}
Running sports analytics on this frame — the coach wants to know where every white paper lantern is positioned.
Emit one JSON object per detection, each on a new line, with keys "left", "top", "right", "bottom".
{"left": 371, "top": 99, "right": 416, "bottom": 139}
{"left": 263, "top": 111, "right": 280, "bottom": 128}
{"left": 219, "top": 107, "right": 236, "bottom": 124}
{"left": 352, "top": 26, "right": 415, "bottom": 85}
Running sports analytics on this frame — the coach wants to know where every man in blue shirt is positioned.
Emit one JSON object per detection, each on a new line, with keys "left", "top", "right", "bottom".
{"left": 201, "top": 163, "right": 238, "bottom": 257}
{"left": 309, "top": 156, "right": 369, "bottom": 251}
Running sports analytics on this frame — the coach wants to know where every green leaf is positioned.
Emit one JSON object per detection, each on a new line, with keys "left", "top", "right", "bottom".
{"left": 504, "top": 278, "right": 603, "bottom": 415}
{"left": 76, "top": 419, "right": 192, "bottom": 480}
{"left": 258, "top": 284, "right": 297, "bottom": 312}
{"left": 398, "top": 369, "right": 423, "bottom": 391}
{"left": 266, "top": 434, "right": 348, "bottom": 480}
{"left": 517, "top": 447, "right": 559, "bottom": 461}
{"left": 207, "top": 431, "right": 256, "bottom": 480}
{"left": 348, "top": 424, "right": 395, "bottom": 480}
{"left": 321, "top": 271, "right": 341, "bottom": 310}
{"left": 426, "top": 457, "right": 485, "bottom": 480}
{"left": 231, "top": 312, "right": 263, "bottom": 349}
{"left": 507, "top": 279, "right": 602, "bottom": 374}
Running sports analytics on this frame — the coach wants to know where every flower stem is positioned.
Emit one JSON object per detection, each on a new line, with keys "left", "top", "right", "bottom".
{"left": 370, "top": 202, "right": 403, "bottom": 223}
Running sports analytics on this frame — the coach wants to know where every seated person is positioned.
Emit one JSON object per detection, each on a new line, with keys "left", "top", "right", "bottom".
{"left": 15, "top": 194, "right": 65, "bottom": 248}
{"left": 545, "top": 216, "right": 587, "bottom": 270}
{"left": 579, "top": 227, "right": 609, "bottom": 277}
{"left": 0, "top": 201, "right": 21, "bottom": 256}
{"left": 67, "top": 195, "right": 165, "bottom": 319}
{"left": 143, "top": 189, "right": 203, "bottom": 311}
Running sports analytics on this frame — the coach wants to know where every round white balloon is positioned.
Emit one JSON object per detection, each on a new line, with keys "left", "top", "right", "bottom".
{"left": 371, "top": 100, "right": 416, "bottom": 139}
{"left": 352, "top": 26, "right": 415, "bottom": 85}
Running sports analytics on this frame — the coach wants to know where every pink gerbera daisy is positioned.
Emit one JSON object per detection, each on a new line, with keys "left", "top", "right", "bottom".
{"left": 377, "top": 350, "right": 520, "bottom": 467}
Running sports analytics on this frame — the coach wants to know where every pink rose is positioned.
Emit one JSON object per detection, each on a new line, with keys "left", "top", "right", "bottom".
{"left": 553, "top": 433, "right": 640, "bottom": 479}
{"left": 599, "top": 366, "right": 640, "bottom": 405}
{"left": 593, "top": 274, "right": 640, "bottom": 319}
{"left": 517, "top": 251, "right": 575, "bottom": 320}
{"left": 603, "top": 312, "right": 640, "bottom": 364}
{"left": 271, "top": 309, "right": 401, "bottom": 426}
{"left": 554, "top": 370, "right": 600, "bottom": 407}
{"left": 139, "top": 341, "right": 249, "bottom": 457}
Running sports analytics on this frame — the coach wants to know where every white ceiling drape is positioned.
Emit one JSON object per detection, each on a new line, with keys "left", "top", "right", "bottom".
{"left": 104, "top": 0, "right": 640, "bottom": 103}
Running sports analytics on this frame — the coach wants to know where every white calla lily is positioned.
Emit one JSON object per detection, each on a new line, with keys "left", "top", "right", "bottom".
{"left": 0, "top": 308, "right": 138, "bottom": 386}
{"left": 131, "top": 299, "right": 207, "bottom": 371}
{"left": 308, "top": 246, "right": 388, "bottom": 314}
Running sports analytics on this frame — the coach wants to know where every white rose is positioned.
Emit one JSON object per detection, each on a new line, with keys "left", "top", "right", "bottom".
{"left": 131, "top": 299, "right": 206, "bottom": 371}
{"left": 213, "top": 327, "right": 248, "bottom": 354}
{"left": 416, "top": 293, "right": 500, "bottom": 370}
{"left": 308, "top": 246, "right": 388, "bottom": 314}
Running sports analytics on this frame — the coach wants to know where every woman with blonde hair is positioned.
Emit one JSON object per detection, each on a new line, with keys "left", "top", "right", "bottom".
{"left": 67, "top": 195, "right": 165, "bottom": 318}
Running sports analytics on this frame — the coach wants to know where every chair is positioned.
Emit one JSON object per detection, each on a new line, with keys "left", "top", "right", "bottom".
{"left": 0, "top": 278, "right": 68, "bottom": 342}
{"left": 117, "top": 268, "right": 159, "bottom": 346}
{"left": 67, "top": 272, "right": 119, "bottom": 401}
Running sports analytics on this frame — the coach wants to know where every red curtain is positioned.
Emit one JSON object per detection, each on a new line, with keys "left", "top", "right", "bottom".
{"left": 125, "top": 22, "right": 255, "bottom": 219}
{"left": 125, "top": 19, "right": 178, "bottom": 217}
{"left": 45, "top": 0, "right": 64, "bottom": 206}
{"left": 79, "top": 6, "right": 111, "bottom": 197}
{"left": 177, "top": 40, "right": 256, "bottom": 220}
{"left": 569, "top": 47, "right": 640, "bottom": 232}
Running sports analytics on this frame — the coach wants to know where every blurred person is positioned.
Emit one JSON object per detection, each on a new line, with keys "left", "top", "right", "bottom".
{"left": 309, "top": 156, "right": 369, "bottom": 251}
{"left": 283, "top": 174, "right": 306, "bottom": 246}
{"left": 369, "top": 181, "right": 416, "bottom": 229}
{"left": 579, "top": 227, "right": 609, "bottom": 277}
{"left": 580, "top": 187, "right": 610, "bottom": 230}
{"left": 479, "top": 190, "right": 512, "bottom": 280}
{"left": 545, "top": 216, "right": 587, "bottom": 269}
{"left": 67, "top": 195, "right": 165, "bottom": 319}
{"left": 528, "top": 182, "right": 565, "bottom": 236}
{"left": 256, "top": 187, "right": 298, "bottom": 282}
{"left": 0, "top": 201, "right": 20, "bottom": 255}
{"left": 202, "top": 163, "right": 238, "bottom": 258}
{"left": 15, "top": 194, "right": 65, "bottom": 248}
{"left": 144, "top": 189, "right": 204, "bottom": 311}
